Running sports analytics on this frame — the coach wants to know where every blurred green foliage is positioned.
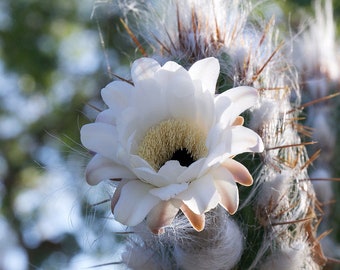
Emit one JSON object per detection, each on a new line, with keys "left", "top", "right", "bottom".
{"left": 0, "top": 0, "right": 116, "bottom": 268}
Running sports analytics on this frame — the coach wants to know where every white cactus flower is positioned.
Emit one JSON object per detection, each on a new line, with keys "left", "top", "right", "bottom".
{"left": 80, "top": 57, "right": 264, "bottom": 233}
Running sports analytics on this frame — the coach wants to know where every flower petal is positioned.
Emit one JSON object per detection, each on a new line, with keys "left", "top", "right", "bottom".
{"left": 178, "top": 158, "right": 207, "bottom": 182}
{"left": 161, "top": 60, "right": 184, "bottom": 73}
{"left": 208, "top": 125, "right": 264, "bottom": 165}
{"left": 132, "top": 167, "right": 167, "bottom": 187}
{"left": 212, "top": 167, "right": 239, "bottom": 214}
{"left": 131, "top": 57, "right": 161, "bottom": 85}
{"left": 131, "top": 78, "right": 168, "bottom": 130}
{"left": 222, "top": 159, "right": 253, "bottom": 186}
{"left": 113, "top": 180, "right": 161, "bottom": 226}
{"left": 129, "top": 154, "right": 155, "bottom": 170}
{"left": 205, "top": 124, "right": 264, "bottom": 170}
{"left": 111, "top": 179, "right": 130, "bottom": 210}
{"left": 232, "top": 116, "right": 244, "bottom": 126}
{"left": 192, "top": 85, "right": 215, "bottom": 131}
{"left": 80, "top": 123, "right": 118, "bottom": 160}
{"left": 86, "top": 154, "right": 135, "bottom": 185}
{"left": 158, "top": 160, "right": 187, "bottom": 184}
{"left": 215, "top": 86, "right": 258, "bottom": 128}
{"left": 96, "top": 109, "right": 119, "bottom": 125}
{"left": 180, "top": 204, "right": 205, "bottom": 232}
{"left": 205, "top": 123, "right": 224, "bottom": 151}
{"left": 177, "top": 173, "right": 219, "bottom": 215}
{"left": 101, "top": 81, "right": 134, "bottom": 109}
{"left": 146, "top": 200, "right": 181, "bottom": 234}
{"left": 228, "top": 125, "right": 264, "bottom": 155}
{"left": 149, "top": 183, "right": 188, "bottom": 200}
{"left": 188, "top": 57, "right": 220, "bottom": 95}
{"left": 156, "top": 64, "right": 197, "bottom": 121}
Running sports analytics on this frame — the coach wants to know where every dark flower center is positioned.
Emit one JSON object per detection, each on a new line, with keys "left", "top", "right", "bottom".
{"left": 169, "top": 148, "right": 195, "bottom": 167}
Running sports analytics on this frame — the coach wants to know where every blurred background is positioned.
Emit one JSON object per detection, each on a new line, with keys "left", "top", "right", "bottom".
{"left": 0, "top": 0, "right": 339, "bottom": 269}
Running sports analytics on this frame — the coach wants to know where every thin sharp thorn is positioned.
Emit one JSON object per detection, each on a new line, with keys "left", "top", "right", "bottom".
{"left": 327, "top": 257, "right": 340, "bottom": 265}
{"left": 120, "top": 18, "right": 147, "bottom": 57}
{"left": 212, "top": 1, "right": 221, "bottom": 41}
{"left": 271, "top": 216, "right": 313, "bottom": 226}
{"left": 296, "top": 92, "right": 340, "bottom": 111}
{"left": 258, "top": 86, "right": 288, "bottom": 91}
{"left": 266, "top": 141, "right": 317, "bottom": 150}
{"left": 309, "top": 178, "right": 340, "bottom": 182}
{"left": 112, "top": 231, "right": 134, "bottom": 235}
{"left": 258, "top": 15, "right": 275, "bottom": 47}
{"left": 111, "top": 73, "right": 133, "bottom": 85}
{"left": 176, "top": 3, "right": 183, "bottom": 46}
{"left": 252, "top": 41, "right": 284, "bottom": 82}
{"left": 86, "top": 103, "right": 102, "bottom": 112}
{"left": 316, "top": 229, "right": 333, "bottom": 242}
{"left": 301, "top": 149, "right": 321, "bottom": 170}
{"left": 93, "top": 12, "right": 113, "bottom": 79}
{"left": 86, "top": 261, "right": 124, "bottom": 269}
{"left": 90, "top": 199, "right": 111, "bottom": 207}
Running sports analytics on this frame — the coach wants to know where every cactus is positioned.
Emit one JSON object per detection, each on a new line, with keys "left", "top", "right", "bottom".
{"left": 83, "top": 0, "right": 340, "bottom": 268}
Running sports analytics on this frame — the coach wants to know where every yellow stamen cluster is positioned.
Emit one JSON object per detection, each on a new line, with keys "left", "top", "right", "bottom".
{"left": 138, "top": 119, "right": 208, "bottom": 170}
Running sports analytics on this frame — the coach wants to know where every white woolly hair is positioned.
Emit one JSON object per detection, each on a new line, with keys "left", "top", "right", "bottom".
{"left": 294, "top": 0, "right": 339, "bottom": 86}
{"left": 293, "top": 0, "right": 340, "bottom": 261}
{"left": 173, "top": 208, "right": 244, "bottom": 270}
{"left": 256, "top": 171, "right": 308, "bottom": 226}
{"left": 121, "top": 207, "right": 244, "bottom": 270}
{"left": 116, "top": 0, "right": 251, "bottom": 64}
{"left": 260, "top": 239, "right": 320, "bottom": 270}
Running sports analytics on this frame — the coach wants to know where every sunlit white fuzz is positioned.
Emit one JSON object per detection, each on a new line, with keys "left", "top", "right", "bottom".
{"left": 118, "top": 0, "right": 251, "bottom": 63}
{"left": 81, "top": 57, "right": 264, "bottom": 233}
{"left": 260, "top": 240, "right": 318, "bottom": 270}
{"left": 295, "top": 0, "right": 339, "bottom": 92}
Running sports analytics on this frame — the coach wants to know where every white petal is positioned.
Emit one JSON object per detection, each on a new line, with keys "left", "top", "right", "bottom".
{"left": 156, "top": 65, "right": 197, "bottom": 121}
{"left": 147, "top": 200, "right": 180, "bottom": 234}
{"left": 131, "top": 58, "right": 161, "bottom": 84}
{"left": 130, "top": 154, "right": 155, "bottom": 170}
{"left": 111, "top": 179, "right": 129, "bottom": 210}
{"left": 161, "top": 60, "right": 184, "bottom": 72}
{"left": 150, "top": 183, "right": 188, "bottom": 200}
{"left": 178, "top": 158, "right": 207, "bottom": 182}
{"left": 180, "top": 204, "right": 205, "bottom": 232}
{"left": 177, "top": 173, "right": 220, "bottom": 215}
{"left": 228, "top": 125, "right": 264, "bottom": 155}
{"left": 214, "top": 94, "right": 231, "bottom": 123}
{"left": 160, "top": 67, "right": 194, "bottom": 98}
{"left": 113, "top": 180, "right": 161, "bottom": 226}
{"left": 129, "top": 155, "right": 169, "bottom": 187}
{"left": 206, "top": 123, "right": 224, "bottom": 151}
{"left": 132, "top": 78, "right": 168, "bottom": 129}
{"left": 101, "top": 81, "right": 133, "bottom": 109}
{"left": 212, "top": 167, "right": 239, "bottom": 214}
{"left": 192, "top": 83, "right": 215, "bottom": 131}
{"left": 206, "top": 125, "right": 264, "bottom": 165}
{"left": 85, "top": 154, "right": 135, "bottom": 185}
{"left": 96, "top": 109, "right": 118, "bottom": 125}
{"left": 222, "top": 159, "right": 253, "bottom": 186}
{"left": 203, "top": 127, "right": 230, "bottom": 169}
{"left": 158, "top": 160, "right": 187, "bottom": 184}
{"left": 189, "top": 57, "right": 220, "bottom": 95}
{"left": 215, "top": 86, "right": 258, "bottom": 128}
{"left": 132, "top": 166, "right": 167, "bottom": 187}
{"left": 80, "top": 123, "right": 118, "bottom": 160}
{"left": 117, "top": 108, "right": 141, "bottom": 147}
